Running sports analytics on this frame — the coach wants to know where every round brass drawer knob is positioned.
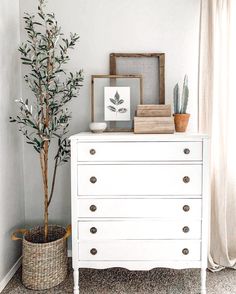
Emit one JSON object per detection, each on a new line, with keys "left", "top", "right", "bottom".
{"left": 90, "top": 205, "right": 97, "bottom": 212}
{"left": 183, "top": 205, "right": 190, "bottom": 212}
{"left": 182, "top": 248, "right": 189, "bottom": 255}
{"left": 183, "top": 226, "right": 190, "bottom": 233}
{"left": 184, "top": 148, "right": 190, "bottom": 154}
{"left": 90, "top": 149, "right": 96, "bottom": 155}
{"left": 90, "top": 176, "right": 97, "bottom": 184}
{"left": 90, "top": 248, "right": 97, "bottom": 255}
{"left": 183, "top": 176, "right": 190, "bottom": 183}
{"left": 90, "top": 227, "right": 97, "bottom": 234}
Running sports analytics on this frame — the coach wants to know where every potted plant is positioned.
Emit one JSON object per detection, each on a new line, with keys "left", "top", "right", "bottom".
{"left": 10, "top": 0, "right": 83, "bottom": 290}
{"left": 173, "top": 75, "right": 190, "bottom": 132}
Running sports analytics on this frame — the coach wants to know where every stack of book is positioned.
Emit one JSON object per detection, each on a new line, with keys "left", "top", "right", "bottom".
{"left": 134, "top": 104, "right": 175, "bottom": 134}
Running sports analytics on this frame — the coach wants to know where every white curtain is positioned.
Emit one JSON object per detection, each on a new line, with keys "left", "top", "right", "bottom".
{"left": 199, "top": 0, "right": 236, "bottom": 270}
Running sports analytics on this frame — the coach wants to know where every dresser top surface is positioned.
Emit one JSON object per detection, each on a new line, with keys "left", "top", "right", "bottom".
{"left": 70, "top": 132, "right": 208, "bottom": 142}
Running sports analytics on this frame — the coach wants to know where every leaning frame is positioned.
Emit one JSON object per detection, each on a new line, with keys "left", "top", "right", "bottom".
{"left": 91, "top": 74, "right": 143, "bottom": 132}
{"left": 110, "top": 53, "right": 165, "bottom": 104}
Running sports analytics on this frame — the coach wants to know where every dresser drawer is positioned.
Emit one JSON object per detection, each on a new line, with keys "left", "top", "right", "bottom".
{"left": 77, "top": 142, "right": 202, "bottom": 162}
{"left": 78, "top": 220, "right": 201, "bottom": 240}
{"left": 77, "top": 164, "right": 202, "bottom": 196}
{"left": 77, "top": 198, "right": 201, "bottom": 219}
{"left": 78, "top": 240, "right": 201, "bottom": 261}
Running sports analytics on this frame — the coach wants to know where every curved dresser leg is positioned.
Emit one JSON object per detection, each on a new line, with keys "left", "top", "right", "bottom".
{"left": 201, "top": 268, "right": 207, "bottom": 294}
{"left": 73, "top": 268, "right": 79, "bottom": 294}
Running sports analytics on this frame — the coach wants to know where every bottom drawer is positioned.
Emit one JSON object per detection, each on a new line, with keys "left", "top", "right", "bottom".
{"left": 79, "top": 240, "right": 201, "bottom": 261}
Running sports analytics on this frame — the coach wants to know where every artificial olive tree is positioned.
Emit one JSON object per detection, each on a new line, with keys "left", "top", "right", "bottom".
{"left": 10, "top": 0, "right": 83, "bottom": 241}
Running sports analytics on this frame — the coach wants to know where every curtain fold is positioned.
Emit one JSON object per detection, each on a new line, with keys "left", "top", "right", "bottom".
{"left": 199, "top": 0, "right": 236, "bottom": 271}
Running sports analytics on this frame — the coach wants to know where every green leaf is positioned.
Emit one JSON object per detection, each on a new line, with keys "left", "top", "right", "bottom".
{"left": 40, "top": 56, "right": 48, "bottom": 63}
{"left": 47, "top": 13, "right": 55, "bottom": 18}
{"left": 38, "top": 13, "right": 45, "bottom": 20}
{"left": 33, "top": 22, "right": 42, "bottom": 26}
{"left": 9, "top": 117, "right": 16, "bottom": 122}
{"left": 52, "top": 133, "right": 61, "bottom": 138}
{"left": 26, "top": 119, "right": 36, "bottom": 127}
{"left": 33, "top": 146, "right": 40, "bottom": 153}
{"left": 21, "top": 57, "right": 31, "bottom": 62}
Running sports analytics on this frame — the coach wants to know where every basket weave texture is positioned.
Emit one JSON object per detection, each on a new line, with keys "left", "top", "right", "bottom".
{"left": 22, "top": 225, "right": 68, "bottom": 290}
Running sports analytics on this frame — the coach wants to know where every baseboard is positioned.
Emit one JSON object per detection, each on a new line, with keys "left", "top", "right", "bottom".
{"left": 0, "top": 256, "right": 22, "bottom": 293}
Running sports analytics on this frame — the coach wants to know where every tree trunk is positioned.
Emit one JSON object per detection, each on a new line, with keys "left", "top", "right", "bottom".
{"left": 40, "top": 141, "right": 49, "bottom": 242}
{"left": 48, "top": 156, "right": 58, "bottom": 207}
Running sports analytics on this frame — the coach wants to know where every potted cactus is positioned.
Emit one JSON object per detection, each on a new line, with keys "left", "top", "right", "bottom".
{"left": 173, "top": 75, "right": 190, "bottom": 132}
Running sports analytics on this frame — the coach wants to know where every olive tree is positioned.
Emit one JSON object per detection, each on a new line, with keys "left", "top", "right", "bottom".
{"left": 10, "top": 0, "right": 83, "bottom": 241}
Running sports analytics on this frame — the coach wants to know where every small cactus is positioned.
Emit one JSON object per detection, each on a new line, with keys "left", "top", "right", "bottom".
{"left": 173, "top": 83, "right": 180, "bottom": 114}
{"left": 173, "top": 75, "right": 189, "bottom": 114}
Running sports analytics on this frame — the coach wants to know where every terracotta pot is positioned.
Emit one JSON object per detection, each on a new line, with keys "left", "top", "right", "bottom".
{"left": 173, "top": 114, "right": 190, "bottom": 132}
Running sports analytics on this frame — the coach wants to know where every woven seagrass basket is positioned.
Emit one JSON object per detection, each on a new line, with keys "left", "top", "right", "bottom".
{"left": 12, "top": 225, "right": 71, "bottom": 290}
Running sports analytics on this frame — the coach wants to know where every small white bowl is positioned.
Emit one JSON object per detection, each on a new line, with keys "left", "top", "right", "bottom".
{"left": 89, "top": 122, "right": 107, "bottom": 133}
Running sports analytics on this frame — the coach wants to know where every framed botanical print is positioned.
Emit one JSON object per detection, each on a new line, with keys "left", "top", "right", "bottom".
{"left": 104, "top": 87, "right": 131, "bottom": 121}
{"left": 91, "top": 74, "right": 143, "bottom": 131}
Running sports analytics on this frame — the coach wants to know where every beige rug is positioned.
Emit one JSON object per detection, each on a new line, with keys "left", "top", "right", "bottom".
{"left": 2, "top": 261, "right": 236, "bottom": 294}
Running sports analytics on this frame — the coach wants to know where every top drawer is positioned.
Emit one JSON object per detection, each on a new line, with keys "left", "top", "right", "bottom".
{"left": 77, "top": 142, "right": 202, "bottom": 162}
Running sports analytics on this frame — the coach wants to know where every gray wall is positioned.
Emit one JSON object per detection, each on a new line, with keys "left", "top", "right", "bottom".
{"left": 0, "top": 0, "right": 25, "bottom": 288}
{"left": 19, "top": 0, "right": 201, "bottom": 232}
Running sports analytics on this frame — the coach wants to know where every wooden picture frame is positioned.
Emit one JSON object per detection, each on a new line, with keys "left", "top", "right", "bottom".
{"left": 91, "top": 74, "right": 143, "bottom": 132}
{"left": 110, "top": 53, "right": 165, "bottom": 104}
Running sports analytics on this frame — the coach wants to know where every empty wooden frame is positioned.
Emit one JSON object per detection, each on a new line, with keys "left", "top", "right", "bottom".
{"left": 110, "top": 53, "right": 165, "bottom": 104}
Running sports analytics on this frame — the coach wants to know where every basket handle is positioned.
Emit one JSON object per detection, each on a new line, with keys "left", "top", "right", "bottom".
{"left": 63, "top": 225, "right": 71, "bottom": 240}
{"left": 11, "top": 229, "right": 28, "bottom": 241}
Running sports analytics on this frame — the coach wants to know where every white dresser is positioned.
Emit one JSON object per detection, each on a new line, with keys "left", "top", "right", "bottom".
{"left": 70, "top": 133, "right": 209, "bottom": 294}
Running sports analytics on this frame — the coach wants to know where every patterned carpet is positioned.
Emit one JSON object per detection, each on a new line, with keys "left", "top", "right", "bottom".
{"left": 2, "top": 261, "right": 236, "bottom": 294}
